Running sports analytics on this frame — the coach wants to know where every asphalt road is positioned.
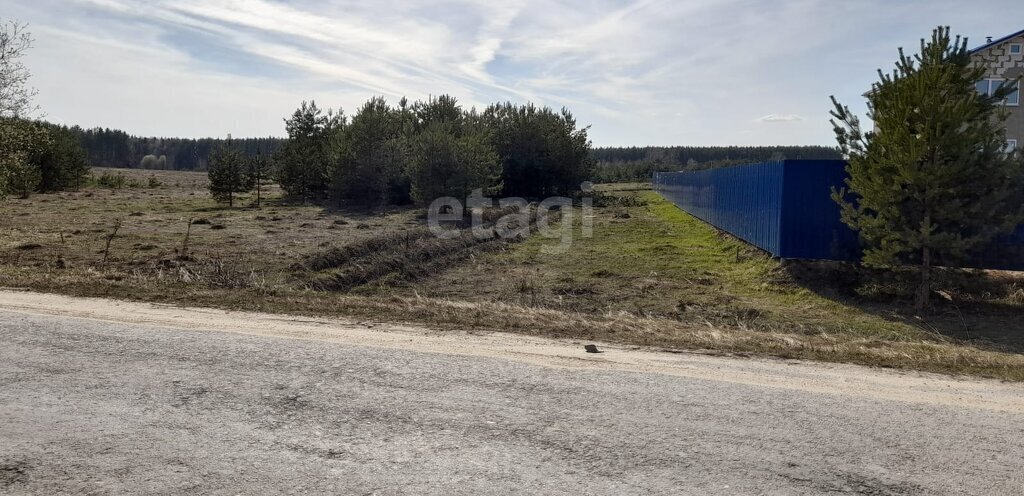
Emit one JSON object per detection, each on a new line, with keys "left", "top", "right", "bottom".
{"left": 1, "top": 294, "right": 1023, "bottom": 495}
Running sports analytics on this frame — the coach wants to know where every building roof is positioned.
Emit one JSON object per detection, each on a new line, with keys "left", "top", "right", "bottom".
{"left": 970, "top": 28, "right": 1024, "bottom": 54}
{"left": 862, "top": 28, "right": 1024, "bottom": 97}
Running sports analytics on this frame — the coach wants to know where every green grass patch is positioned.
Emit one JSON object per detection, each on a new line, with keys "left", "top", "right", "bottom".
{"left": 467, "top": 191, "right": 928, "bottom": 342}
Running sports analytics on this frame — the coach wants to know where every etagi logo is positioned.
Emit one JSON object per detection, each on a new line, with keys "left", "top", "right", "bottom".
{"left": 426, "top": 183, "right": 594, "bottom": 254}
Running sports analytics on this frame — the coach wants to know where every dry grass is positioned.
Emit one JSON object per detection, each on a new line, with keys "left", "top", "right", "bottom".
{"left": 300, "top": 228, "right": 510, "bottom": 291}
{"left": 4, "top": 265, "right": 1023, "bottom": 380}
{"left": 1, "top": 169, "right": 1023, "bottom": 380}
{"left": 1, "top": 167, "right": 421, "bottom": 290}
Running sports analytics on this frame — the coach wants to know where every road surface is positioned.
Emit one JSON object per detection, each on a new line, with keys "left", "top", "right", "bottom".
{"left": 0, "top": 290, "right": 1022, "bottom": 494}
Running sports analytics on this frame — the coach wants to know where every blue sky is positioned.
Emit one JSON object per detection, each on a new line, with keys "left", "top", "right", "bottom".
{"left": 5, "top": 0, "right": 1022, "bottom": 146}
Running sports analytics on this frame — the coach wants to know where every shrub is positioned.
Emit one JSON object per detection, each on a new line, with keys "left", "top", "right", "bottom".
{"left": 94, "top": 171, "right": 126, "bottom": 189}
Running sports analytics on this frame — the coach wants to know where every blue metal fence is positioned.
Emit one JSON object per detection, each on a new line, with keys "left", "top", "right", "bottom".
{"left": 653, "top": 159, "right": 1024, "bottom": 270}
{"left": 653, "top": 160, "right": 858, "bottom": 260}
{"left": 972, "top": 225, "right": 1024, "bottom": 270}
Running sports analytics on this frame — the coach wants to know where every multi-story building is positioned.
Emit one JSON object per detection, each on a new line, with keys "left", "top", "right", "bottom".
{"left": 971, "top": 29, "right": 1023, "bottom": 151}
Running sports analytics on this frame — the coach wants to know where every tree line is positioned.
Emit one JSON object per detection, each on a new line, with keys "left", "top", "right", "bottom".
{"left": 67, "top": 127, "right": 281, "bottom": 171}
{"left": 590, "top": 145, "right": 842, "bottom": 182}
{"left": 209, "top": 95, "right": 594, "bottom": 207}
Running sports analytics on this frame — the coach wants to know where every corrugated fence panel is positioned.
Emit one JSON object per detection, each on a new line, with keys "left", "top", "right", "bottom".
{"left": 654, "top": 161, "right": 785, "bottom": 255}
{"left": 654, "top": 159, "right": 1024, "bottom": 269}
{"left": 967, "top": 224, "right": 1024, "bottom": 271}
{"left": 778, "top": 161, "right": 860, "bottom": 260}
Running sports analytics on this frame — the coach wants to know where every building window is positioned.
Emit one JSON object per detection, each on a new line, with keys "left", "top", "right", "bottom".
{"left": 1010, "top": 43, "right": 1023, "bottom": 55}
{"left": 977, "top": 79, "right": 1021, "bottom": 106}
{"left": 1008, "top": 139, "right": 1018, "bottom": 153}
{"left": 1008, "top": 81, "right": 1021, "bottom": 106}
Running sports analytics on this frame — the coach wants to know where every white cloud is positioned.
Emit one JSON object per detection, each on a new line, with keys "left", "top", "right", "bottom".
{"left": 754, "top": 114, "right": 807, "bottom": 123}
{"left": 8, "top": 0, "right": 1024, "bottom": 145}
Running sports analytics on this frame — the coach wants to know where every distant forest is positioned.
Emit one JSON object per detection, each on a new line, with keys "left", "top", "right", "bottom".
{"left": 65, "top": 127, "right": 840, "bottom": 183}
{"left": 67, "top": 127, "right": 283, "bottom": 171}
{"left": 590, "top": 145, "right": 843, "bottom": 182}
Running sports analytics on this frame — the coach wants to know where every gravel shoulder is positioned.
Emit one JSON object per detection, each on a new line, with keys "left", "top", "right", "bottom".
{"left": 1, "top": 289, "right": 1023, "bottom": 494}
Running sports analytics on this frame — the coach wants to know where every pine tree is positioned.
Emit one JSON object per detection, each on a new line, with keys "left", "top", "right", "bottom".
{"left": 248, "top": 151, "right": 273, "bottom": 208}
{"left": 38, "top": 125, "right": 88, "bottom": 192}
{"left": 334, "top": 97, "right": 404, "bottom": 206}
{"left": 482, "top": 102, "right": 593, "bottom": 197}
{"left": 274, "top": 101, "right": 343, "bottom": 201}
{"left": 405, "top": 96, "right": 500, "bottom": 206}
{"left": 830, "top": 26, "right": 1024, "bottom": 310}
{"left": 207, "top": 138, "right": 251, "bottom": 207}
{"left": 410, "top": 94, "right": 461, "bottom": 132}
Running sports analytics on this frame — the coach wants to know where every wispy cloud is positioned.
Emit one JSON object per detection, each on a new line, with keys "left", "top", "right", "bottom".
{"left": 755, "top": 114, "right": 807, "bottom": 123}
{"left": 6, "top": 0, "right": 1022, "bottom": 144}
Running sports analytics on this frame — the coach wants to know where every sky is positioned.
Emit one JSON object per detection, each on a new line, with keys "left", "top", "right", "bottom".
{"left": 4, "top": 0, "right": 1021, "bottom": 146}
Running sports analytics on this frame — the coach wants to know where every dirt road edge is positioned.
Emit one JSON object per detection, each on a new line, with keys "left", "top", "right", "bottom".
{"left": 1, "top": 289, "right": 1021, "bottom": 413}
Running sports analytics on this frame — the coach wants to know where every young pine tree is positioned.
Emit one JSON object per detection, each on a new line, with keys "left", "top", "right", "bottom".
{"left": 248, "top": 151, "right": 273, "bottom": 208}
{"left": 405, "top": 96, "right": 500, "bottom": 206}
{"left": 207, "top": 138, "right": 251, "bottom": 207}
{"left": 334, "top": 97, "right": 404, "bottom": 206}
{"left": 830, "top": 26, "right": 1024, "bottom": 310}
{"left": 39, "top": 126, "right": 89, "bottom": 192}
{"left": 482, "top": 102, "right": 593, "bottom": 197}
{"left": 274, "top": 101, "right": 343, "bottom": 201}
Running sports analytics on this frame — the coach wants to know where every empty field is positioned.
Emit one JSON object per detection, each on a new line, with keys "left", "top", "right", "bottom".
{"left": 2, "top": 168, "right": 1023, "bottom": 379}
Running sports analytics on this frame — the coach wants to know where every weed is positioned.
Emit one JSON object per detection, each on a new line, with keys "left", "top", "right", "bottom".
{"left": 93, "top": 172, "right": 127, "bottom": 189}
{"left": 1006, "top": 285, "right": 1024, "bottom": 305}
{"left": 514, "top": 278, "right": 538, "bottom": 294}
{"left": 591, "top": 191, "right": 647, "bottom": 208}
{"left": 102, "top": 219, "right": 121, "bottom": 264}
